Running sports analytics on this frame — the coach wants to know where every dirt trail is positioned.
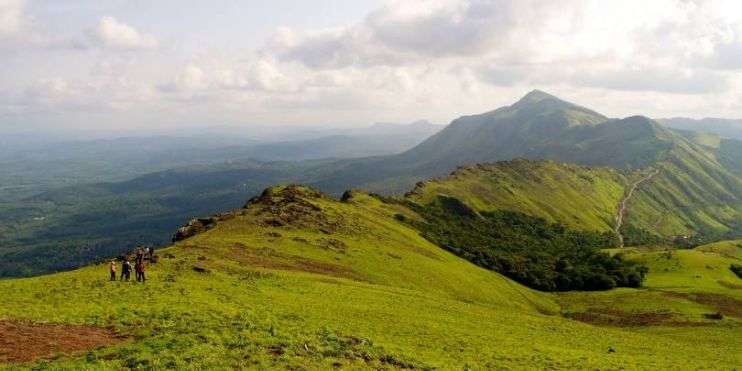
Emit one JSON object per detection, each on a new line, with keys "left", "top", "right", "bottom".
{"left": 615, "top": 169, "right": 660, "bottom": 247}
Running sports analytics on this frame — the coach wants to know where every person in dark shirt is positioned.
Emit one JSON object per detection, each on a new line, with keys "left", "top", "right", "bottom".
{"left": 121, "top": 260, "right": 131, "bottom": 281}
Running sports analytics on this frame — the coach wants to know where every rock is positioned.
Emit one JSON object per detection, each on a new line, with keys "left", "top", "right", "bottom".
{"left": 192, "top": 266, "right": 210, "bottom": 274}
{"left": 172, "top": 217, "right": 218, "bottom": 242}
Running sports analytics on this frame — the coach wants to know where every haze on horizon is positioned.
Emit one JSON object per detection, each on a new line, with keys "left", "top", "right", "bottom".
{"left": 2, "top": 0, "right": 742, "bottom": 135}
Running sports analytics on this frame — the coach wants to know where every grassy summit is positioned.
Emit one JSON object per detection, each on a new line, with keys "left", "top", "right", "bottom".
{"left": 1, "top": 186, "right": 740, "bottom": 369}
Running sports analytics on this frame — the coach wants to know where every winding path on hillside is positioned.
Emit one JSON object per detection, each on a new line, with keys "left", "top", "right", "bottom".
{"left": 615, "top": 169, "right": 660, "bottom": 248}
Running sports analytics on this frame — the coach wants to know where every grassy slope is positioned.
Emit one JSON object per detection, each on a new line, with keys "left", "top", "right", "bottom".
{"left": 626, "top": 142, "right": 741, "bottom": 237}
{"left": 562, "top": 241, "right": 741, "bottom": 317}
{"left": 1, "top": 187, "right": 740, "bottom": 369}
{"left": 406, "top": 143, "right": 740, "bottom": 241}
{"left": 406, "top": 160, "right": 626, "bottom": 233}
{"left": 615, "top": 241, "right": 742, "bottom": 294}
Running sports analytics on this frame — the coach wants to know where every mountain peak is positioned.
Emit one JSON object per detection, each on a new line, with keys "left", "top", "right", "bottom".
{"left": 516, "top": 89, "right": 561, "bottom": 105}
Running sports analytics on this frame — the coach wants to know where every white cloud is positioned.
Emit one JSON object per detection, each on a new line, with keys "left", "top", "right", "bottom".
{"left": 0, "top": 0, "right": 25, "bottom": 38}
{"left": 2, "top": 0, "right": 742, "bottom": 130}
{"left": 264, "top": 0, "right": 742, "bottom": 96}
{"left": 89, "top": 16, "right": 158, "bottom": 50}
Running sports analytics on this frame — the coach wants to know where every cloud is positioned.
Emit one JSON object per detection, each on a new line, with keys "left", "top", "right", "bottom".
{"left": 0, "top": 0, "right": 25, "bottom": 38}
{"left": 160, "top": 57, "right": 296, "bottom": 94}
{"left": 89, "top": 16, "right": 158, "bottom": 50}
{"left": 264, "top": 0, "right": 742, "bottom": 96}
{"left": 3, "top": 0, "right": 742, "bottom": 130}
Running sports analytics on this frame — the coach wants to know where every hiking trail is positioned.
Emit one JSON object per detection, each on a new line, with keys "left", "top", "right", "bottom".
{"left": 615, "top": 169, "right": 660, "bottom": 248}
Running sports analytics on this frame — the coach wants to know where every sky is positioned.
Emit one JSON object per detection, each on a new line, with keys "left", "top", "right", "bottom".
{"left": 1, "top": 0, "right": 742, "bottom": 134}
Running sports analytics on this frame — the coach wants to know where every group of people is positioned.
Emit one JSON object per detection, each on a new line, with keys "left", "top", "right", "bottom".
{"left": 109, "top": 245, "right": 155, "bottom": 282}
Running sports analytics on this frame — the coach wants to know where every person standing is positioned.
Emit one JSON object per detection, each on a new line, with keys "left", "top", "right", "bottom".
{"left": 121, "top": 260, "right": 131, "bottom": 281}
{"left": 136, "top": 246, "right": 144, "bottom": 264}
{"left": 149, "top": 246, "right": 156, "bottom": 262}
{"left": 136, "top": 260, "right": 146, "bottom": 282}
{"left": 109, "top": 260, "right": 117, "bottom": 281}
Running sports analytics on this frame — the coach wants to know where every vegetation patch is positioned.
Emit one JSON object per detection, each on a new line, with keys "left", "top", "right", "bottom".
{"left": 0, "top": 320, "right": 125, "bottom": 364}
{"left": 731, "top": 264, "right": 742, "bottom": 279}
{"left": 402, "top": 195, "right": 646, "bottom": 291}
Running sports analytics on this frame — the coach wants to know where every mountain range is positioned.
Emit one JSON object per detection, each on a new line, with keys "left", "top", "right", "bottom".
{"left": 1, "top": 91, "right": 739, "bottom": 277}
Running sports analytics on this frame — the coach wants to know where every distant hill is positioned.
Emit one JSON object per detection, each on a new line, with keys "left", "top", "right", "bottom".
{"left": 673, "top": 129, "right": 742, "bottom": 176}
{"left": 311, "top": 91, "right": 681, "bottom": 194}
{"left": 218, "top": 120, "right": 441, "bottom": 161}
{"left": 0, "top": 121, "right": 439, "bottom": 202}
{"left": 660, "top": 117, "right": 742, "bottom": 140}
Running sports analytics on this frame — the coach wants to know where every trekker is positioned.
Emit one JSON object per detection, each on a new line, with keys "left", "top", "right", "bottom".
{"left": 109, "top": 260, "right": 117, "bottom": 281}
{"left": 136, "top": 261, "right": 146, "bottom": 282}
{"left": 136, "top": 246, "right": 144, "bottom": 264}
{"left": 121, "top": 260, "right": 131, "bottom": 281}
{"left": 149, "top": 246, "right": 155, "bottom": 262}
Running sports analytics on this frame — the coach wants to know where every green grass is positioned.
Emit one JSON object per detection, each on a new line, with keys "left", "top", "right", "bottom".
{"left": 559, "top": 242, "right": 741, "bottom": 340}
{"left": 407, "top": 159, "right": 626, "bottom": 233}
{"left": 1, "top": 186, "right": 740, "bottom": 369}
{"left": 606, "top": 242, "right": 742, "bottom": 295}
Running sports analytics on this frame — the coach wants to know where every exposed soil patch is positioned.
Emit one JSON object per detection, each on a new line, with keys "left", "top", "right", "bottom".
{"left": 230, "top": 243, "right": 366, "bottom": 282}
{"left": 565, "top": 308, "right": 707, "bottom": 327}
{"left": 0, "top": 320, "right": 125, "bottom": 364}
{"left": 662, "top": 291, "right": 742, "bottom": 318}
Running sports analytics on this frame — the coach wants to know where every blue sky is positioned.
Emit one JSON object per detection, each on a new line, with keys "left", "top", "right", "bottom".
{"left": 1, "top": 0, "right": 742, "bottom": 134}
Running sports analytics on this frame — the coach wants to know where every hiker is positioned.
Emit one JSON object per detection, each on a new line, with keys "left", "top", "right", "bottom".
{"left": 149, "top": 246, "right": 155, "bottom": 262}
{"left": 136, "top": 246, "right": 144, "bottom": 264}
{"left": 121, "top": 259, "right": 131, "bottom": 281}
{"left": 144, "top": 247, "right": 150, "bottom": 260}
{"left": 109, "top": 260, "right": 117, "bottom": 281}
{"left": 136, "top": 260, "right": 146, "bottom": 282}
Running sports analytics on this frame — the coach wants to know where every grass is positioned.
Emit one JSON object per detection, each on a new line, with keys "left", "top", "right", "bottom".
{"left": 406, "top": 159, "right": 626, "bottom": 232}
{"left": 0, "top": 187, "right": 740, "bottom": 369}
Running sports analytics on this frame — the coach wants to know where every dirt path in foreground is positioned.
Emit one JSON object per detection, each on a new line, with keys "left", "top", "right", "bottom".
{"left": 615, "top": 169, "right": 660, "bottom": 247}
{"left": 0, "top": 320, "right": 125, "bottom": 364}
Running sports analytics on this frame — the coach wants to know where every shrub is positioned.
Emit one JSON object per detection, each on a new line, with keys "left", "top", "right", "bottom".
{"left": 730, "top": 264, "right": 742, "bottom": 279}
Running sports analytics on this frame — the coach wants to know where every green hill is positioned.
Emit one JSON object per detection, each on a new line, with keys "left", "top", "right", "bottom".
{"left": 673, "top": 128, "right": 742, "bottom": 176}
{"left": 406, "top": 159, "right": 626, "bottom": 232}
{"left": 623, "top": 139, "right": 741, "bottom": 241}
{"left": 1, "top": 186, "right": 739, "bottom": 369}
